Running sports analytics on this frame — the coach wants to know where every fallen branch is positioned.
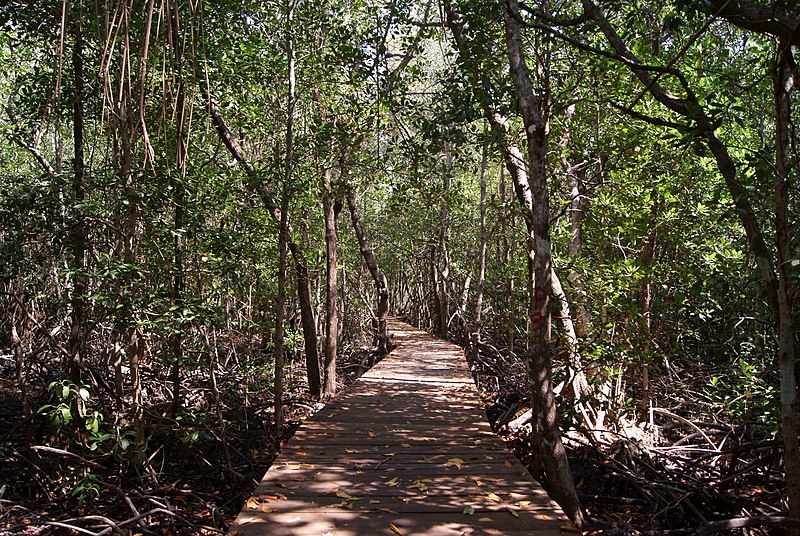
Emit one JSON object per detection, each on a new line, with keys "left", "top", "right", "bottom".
{"left": 4, "top": 520, "right": 100, "bottom": 535}
{"left": 652, "top": 408, "right": 718, "bottom": 451}
{"left": 652, "top": 514, "right": 800, "bottom": 535}
{"left": 30, "top": 445, "right": 104, "bottom": 469}
{"left": 100, "top": 507, "right": 224, "bottom": 535}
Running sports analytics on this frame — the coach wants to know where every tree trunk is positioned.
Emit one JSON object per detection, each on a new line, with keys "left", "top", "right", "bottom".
{"left": 322, "top": 168, "right": 339, "bottom": 400}
{"left": 429, "top": 244, "right": 441, "bottom": 333}
{"left": 205, "top": 95, "right": 321, "bottom": 399}
{"left": 567, "top": 166, "right": 592, "bottom": 337}
{"left": 773, "top": 40, "right": 800, "bottom": 526}
{"left": 11, "top": 294, "right": 33, "bottom": 445}
{"left": 115, "top": 45, "right": 145, "bottom": 446}
{"left": 270, "top": 0, "right": 298, "bottom": 425}
{"left": 503, "top": 1, "right": 583, "bottom": 526}
{"left": 68, "top": 19, "right": 87, "bottom": 385}
{"left": 346, "top": 187, "right": 390, "bottom": 354}
{"left": 274, "top": 187, "right": 290, "bottom": 431}
{"left": 638, "top": 220, "right": 658, "bottom": 422}
{"left": 551, "top": 269, "right": 590, "bottom": 403}
{"left": 560, "top": 102, "right": 594, "bottom": 339}
{"left": 470, "top": 136, "right": 488, "bottom": 360}
{"left": 437, "top": 143, "right": 453, "bottom": 337}
{"left": 293, "top": 242, "right": 322, "bottom": 399}
{"left": 499, "top": 166, "right": 516, "bottom": 353}
{"left": 169, "top": 0, "right": 187, "bottom": 419}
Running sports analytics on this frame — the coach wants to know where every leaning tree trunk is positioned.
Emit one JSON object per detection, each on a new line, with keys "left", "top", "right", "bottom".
{"left": 503, "top": 1, "right": 583, "bottom": 526}
{"left": 206, "top": 97, "right": 322, "bottom": 399}
{"left": 346, "top": 187, "right": 390, "bottom": 354}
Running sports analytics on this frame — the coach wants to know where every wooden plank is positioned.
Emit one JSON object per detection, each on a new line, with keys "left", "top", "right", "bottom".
{"left": 229, "top": 319, "right": 571, "bottom": 535}
{"left": 231, "top": 512, "right": 565, "bottom": 536}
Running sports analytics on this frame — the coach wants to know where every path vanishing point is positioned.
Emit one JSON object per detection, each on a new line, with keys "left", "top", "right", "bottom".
{"left": 229, "top": 319, "right": 571, "bottom": 535}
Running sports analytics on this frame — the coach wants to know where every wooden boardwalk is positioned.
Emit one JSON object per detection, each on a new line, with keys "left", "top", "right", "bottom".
{"left": 229, "top": 319, "right": 570, "bottom": 535}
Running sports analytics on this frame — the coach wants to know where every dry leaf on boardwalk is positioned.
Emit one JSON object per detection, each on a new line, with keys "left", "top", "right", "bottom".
{"left": 443, "top": 457, "right": 464, "bottom": 469}
{"left": 377, "top": 507, "right": 399, "bottom": 514}
{"left": 407, "top": 480, "right": 428, "bottom": 492}
{"left": 485, "top": 491, "right": 502, "bottom": 503}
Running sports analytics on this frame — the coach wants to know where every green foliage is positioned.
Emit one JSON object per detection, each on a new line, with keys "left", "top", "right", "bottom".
{"left": 71, "top": 474, "right": 99, "bottom": 509}
{"left": 1, "top": 5, "right": 795, "bottom": 528}
{"left": 39, "top": 380, "right": 91, "bottom": 428}
{"left": 706, "top": 357, "right": 779, "bottom": 429}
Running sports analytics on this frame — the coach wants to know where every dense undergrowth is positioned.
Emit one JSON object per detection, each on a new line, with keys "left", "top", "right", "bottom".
{"left": 0, "top": 337, "right": 385, "bottom": 535}
{"left": 460, "top": 329, "right": 787, "bottom": 535}
{"left": 0, "top": 321, "right": 788, "bottom": 535}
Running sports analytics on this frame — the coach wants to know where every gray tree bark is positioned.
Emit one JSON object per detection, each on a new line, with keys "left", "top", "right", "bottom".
{"left": 502, "top": 1, "right": 583, "bottom": 525}
{"left": 346, "top": 187, "right": 391, "bottom": 354}
{"left": 322, "top": 168, "right": 339, "bottom": 400}
{"left": 773, "top": 40, "right": 800, "bottom": 527}
{"left": 206, "top": 97, "right": 322, "bottom": 399}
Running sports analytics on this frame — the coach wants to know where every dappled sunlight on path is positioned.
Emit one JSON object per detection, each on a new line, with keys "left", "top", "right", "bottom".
{"left": 228, "top": 319, "right": 569, "bottom": 535}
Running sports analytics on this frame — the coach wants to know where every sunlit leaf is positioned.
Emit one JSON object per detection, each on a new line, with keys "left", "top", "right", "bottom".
{"left": 378, "top": 507, "right": 399, "bottom": 514}
{"left": 443, "top": 457, "right": 464, "bottom": 469}
{"left": 407, "top": 480, "right": 428, "bottom": 492}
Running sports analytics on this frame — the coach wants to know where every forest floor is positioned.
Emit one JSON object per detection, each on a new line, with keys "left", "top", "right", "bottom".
{"left": 0, "top": 327, "right": 788, "bottom": 535}
{"left": 458, "top": 329, "right": 786, "bottom": 535}
{"left": 0, "top": 343, "right": 388, "bottom": 535}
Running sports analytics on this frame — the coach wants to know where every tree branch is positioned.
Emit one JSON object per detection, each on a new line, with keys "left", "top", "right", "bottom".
{"left": 3, "top": 104, "right": 56, "bottom": 176}
{"left": 708, "top": 0, "right": 800, "bottom": 46}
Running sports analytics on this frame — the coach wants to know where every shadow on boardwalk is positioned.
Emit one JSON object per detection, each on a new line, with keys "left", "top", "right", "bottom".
{"left": 229, "top": 319, "right": 570, "bottom": 535}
